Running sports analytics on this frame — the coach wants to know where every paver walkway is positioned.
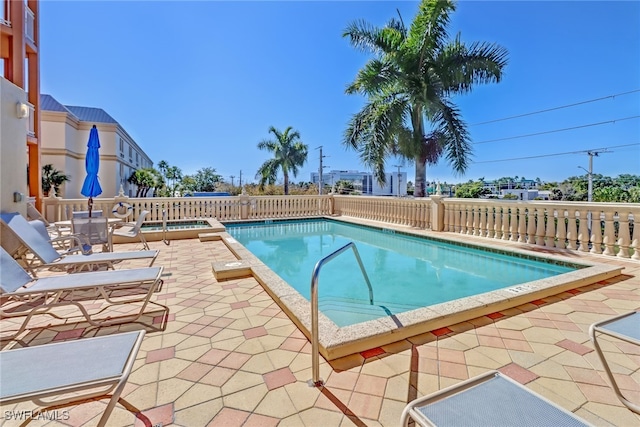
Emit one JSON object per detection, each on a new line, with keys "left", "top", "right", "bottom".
{"left": 1, "top": 231, "right": 639, "bottom": 426}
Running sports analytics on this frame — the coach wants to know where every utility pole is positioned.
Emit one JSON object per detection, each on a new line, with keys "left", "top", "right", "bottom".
{"left": 316, "top": 146, "right": 327, "bottom": 195}
{"left": 230, "top": 175, "right": 235, "bottom": 187}
{"left": 579, "top": 150, "right": 609, "bottom": 202}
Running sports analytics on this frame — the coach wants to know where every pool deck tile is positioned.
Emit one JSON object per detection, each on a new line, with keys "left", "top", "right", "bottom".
{"left": 1, "top": 228, "right": 639, "bottom": 427}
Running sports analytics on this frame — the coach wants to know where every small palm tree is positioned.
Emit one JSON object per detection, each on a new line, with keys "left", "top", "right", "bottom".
{"left": 256, "top": 126, "right": 308, "bottom": 195}
{"left": 42, "top": 164, "right": 70, "bottom": 196}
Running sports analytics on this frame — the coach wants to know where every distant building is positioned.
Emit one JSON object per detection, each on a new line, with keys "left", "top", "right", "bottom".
{"left": 310, "top": 170, "right": 407, "bottom": 196}
{"left": 500, "top": 189, "right": 549, "bottom": 200}
{"left": 40, "top": 94, "right": 153, "bottom": 198}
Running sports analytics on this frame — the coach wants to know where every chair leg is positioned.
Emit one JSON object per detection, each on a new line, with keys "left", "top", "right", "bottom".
{"left": 139, "top": 232, "right": 149, "bottom": 250}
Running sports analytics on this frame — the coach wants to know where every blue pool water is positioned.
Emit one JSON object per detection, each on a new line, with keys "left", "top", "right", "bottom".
{"left": 226, "top": 219, "right": 576, "bottom": 326}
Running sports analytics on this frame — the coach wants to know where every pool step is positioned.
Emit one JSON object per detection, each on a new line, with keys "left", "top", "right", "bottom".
{"left": 318, "top": 296, "right": 420, "bottom": 326}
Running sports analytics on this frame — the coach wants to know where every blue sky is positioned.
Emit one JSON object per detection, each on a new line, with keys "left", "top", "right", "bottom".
{"left": 40, "top": 1, "right": 639, "bottom": 186}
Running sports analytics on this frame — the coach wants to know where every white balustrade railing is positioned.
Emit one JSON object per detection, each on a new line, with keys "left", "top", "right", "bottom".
{"left": 332, "top": 195, "right": 431, "bottom": 229}
{"left": 43, "top": 195, "right": 332, "bottom": 224}
{"left": 41, "top": 195, "right": 638, "bottom": 260}
{"left": 442, "top": 199, "right": 639, "bottom": 260}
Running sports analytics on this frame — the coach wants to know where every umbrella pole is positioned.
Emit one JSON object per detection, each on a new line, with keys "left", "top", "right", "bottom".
{"left": 88, "top": 197, "right": 93, "bottom": 218}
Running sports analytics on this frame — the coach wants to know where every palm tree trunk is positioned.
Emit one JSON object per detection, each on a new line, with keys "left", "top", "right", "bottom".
{"left": 414, "top": 160, "right": 427, "bottom": 198}
{"left": 284, "top": 173, "right": 290, "bottom": 195}
{"left": 411, "top": 107, "right": 427, "bottom": 197}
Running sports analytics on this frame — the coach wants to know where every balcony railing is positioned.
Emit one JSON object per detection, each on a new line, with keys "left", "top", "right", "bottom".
{"left": 41, "top": 195, "right": 639, "bottom": 260}
{"left": 25, "top": 6, "right": 34, "bottom": 43}
{"left": 27, "top": 102, "right": 35, "bottom": 137}
{"left": 1, "top": 0, "right": 10, "bottom": 26}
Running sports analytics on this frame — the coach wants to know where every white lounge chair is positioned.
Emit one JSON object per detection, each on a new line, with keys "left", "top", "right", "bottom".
{"left": 1, "top": 212, "right": 158, "bottom": 275}
{"left": 0, "top": 330, "right": 145, "bottom": 427}
{"left": 589, "top": 311, "right": 640, "bottom": 414}
{"left": 29, "top": 218, "right": 92, "bottom": 255}
{"left": 26, "top": 202, "right": 70, "bottom": 237}
{"left": 1, "top": 247, "right": 166, "bottom": 338}
{"left": 400, "top": 370, "right": 591, "bottom": 426}
{"left": 111, "top": 210, "right": 150, "bottom": 250}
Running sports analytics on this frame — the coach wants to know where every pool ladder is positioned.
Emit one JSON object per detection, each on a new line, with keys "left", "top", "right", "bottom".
{"left": 309, "top": 242, "right": 373, "bottom": 387}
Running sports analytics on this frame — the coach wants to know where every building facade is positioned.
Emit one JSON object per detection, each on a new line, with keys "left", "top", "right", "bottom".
{"left": 40, "top": 94, "right": 153, "bottom": 198}
{"left": 1, "top": 0, "right": 41, "bottom": 214}
{"left": 311, "top": 170, "right": 408, "bottom": 196}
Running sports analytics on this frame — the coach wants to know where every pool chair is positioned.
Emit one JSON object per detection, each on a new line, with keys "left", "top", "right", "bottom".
{"left": 111, "top": 210, "right": 150, "bottom": 251}
{"left": 0, "top": 212, "right": 159, "bottom": 275}
{"left": 29, "top": 218, "right": 92, "bottom": 255}
{"left": 71, "top": 216, "right": 111, "bottom": 252}
{"left": 400, "top": 371, "right": 591, "bottom": 427}
{"left": 589, "top": 311, "right": 640, "bottom": 414}
{"left": 26, "top": 202, "right": 70, "bottom": 237}
{"left": 0, "top": 247, "right": 166, "bottom": 338}
{"left": 0, "top": 330, "right": 145, "bottom": 427}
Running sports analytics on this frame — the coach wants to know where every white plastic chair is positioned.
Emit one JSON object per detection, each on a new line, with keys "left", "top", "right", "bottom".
{"left": 111, "top": 210, "right": 150, "bottom": 250}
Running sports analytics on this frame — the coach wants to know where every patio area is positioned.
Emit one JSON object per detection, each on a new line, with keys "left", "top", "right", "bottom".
{"left": 1, "top": 227, "right": 639, "bottom": 426}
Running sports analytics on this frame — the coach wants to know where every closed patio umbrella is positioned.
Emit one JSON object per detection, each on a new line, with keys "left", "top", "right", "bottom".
{"left": 80, "top": 125, "right": 103, "bottom": 217}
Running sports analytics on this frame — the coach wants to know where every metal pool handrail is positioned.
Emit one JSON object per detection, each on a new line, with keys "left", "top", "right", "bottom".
{"left": 310, "top": 242, "right": 374, "bottom": 386}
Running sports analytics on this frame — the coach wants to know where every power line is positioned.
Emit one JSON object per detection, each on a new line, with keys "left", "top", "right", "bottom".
{"left": 470, "top": 89, "right": 640, "bottom": 126}
{"left": 472, "top": 143, "right": 640, "bottom": 164}
{"left": 472, "top": 116, "right": 640, "bottom": 145}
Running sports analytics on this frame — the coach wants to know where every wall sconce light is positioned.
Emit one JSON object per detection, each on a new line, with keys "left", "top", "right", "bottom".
{"left": 16, "top": 102, "right": 29, "bottom": 119}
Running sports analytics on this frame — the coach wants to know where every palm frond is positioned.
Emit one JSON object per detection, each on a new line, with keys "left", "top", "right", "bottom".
{"left": 436, "top": 36, "right": 508, "bottom": 94}
{"left": 431, "top": 99, "right": 472, "bottom": 174}
{"left": 406, "top": 0, "right": 455, "bottom": 63}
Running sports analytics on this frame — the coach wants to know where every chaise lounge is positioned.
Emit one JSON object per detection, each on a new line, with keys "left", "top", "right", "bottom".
{"left": 0, "top": 330, "right": 145, "bottom": 427}
{"left": 1, "top": 212, "right": 159, "bottom": 275}
{"left": 400, "top": 370, "right": 591, "bottom": 426}
{"left": 0, "top": 247, "right": 166, "bottom": 338}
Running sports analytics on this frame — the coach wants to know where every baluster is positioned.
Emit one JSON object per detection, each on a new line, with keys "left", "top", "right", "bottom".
{"left": 545, "top": 207, "right": 556, "bottom": 247}
{"left": 577, "top": 209, "right": 590, "bottom": 252}
{"left": 617, "top": 211, "right": 631, "bottom": 258}
{"left": 494, "top": 206, "right": 502, "bottom": 239}
{"left": 566, "top": 209, "right": 578, "bottom": 250}
{"left": 453, "top": 202, "right": 461, "bottom": 233}
{"left": 469, "top": 205, "right": 477, "bottom": 235}
{"left": 602, "top": 210, "right": 616, "bottom": 256}
{"left": 590, "top": 210, "right": 603, "bottom": 254}
{"left": 487, "top": 206, "right": 495, "bottom": 238}
{"left": 447, "top": 203, "right": 455, "bottom": 232}
{"left": 555, "top": 208, "right": 567, "bottom": 249}
{"left": 535, "top": 208, "right": 546, "bottom": 245}
{"left": 506, "top": 207, "right": 515, "bottom": 241}
{"left": 527, "top": 208, "right": 538, "bottom": 244}
{"left": 477, "top": 206, "right": 486, "bottom": 237}
{"left": 464, "top": 204, "right": 472, "bottom": 234}
{"left": 502, "top": 207, "right": 511, "bottom": 240}
{"left": 631, "top": 215, "right": 640, "bottom": 260}
{"left": 517, "top": 207, "right": 527, "bottom": 242}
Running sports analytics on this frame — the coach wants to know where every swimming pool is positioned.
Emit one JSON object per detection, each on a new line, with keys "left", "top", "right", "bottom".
{"left": 227, "top": 219, "right": 575, "bottom": 326}
{"left": 220, "top": 217, "right": 621, "bottom": 359}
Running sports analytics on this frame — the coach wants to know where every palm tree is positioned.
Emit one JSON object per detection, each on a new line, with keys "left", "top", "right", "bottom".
{"left": 256, "top": 126, "right": 308, "bottom": 195}
{"left": 41, "top": 164, "right": 70, "bottom": 196}
{"left": 343, "top": 0, "right": 508, "bottom": 197}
